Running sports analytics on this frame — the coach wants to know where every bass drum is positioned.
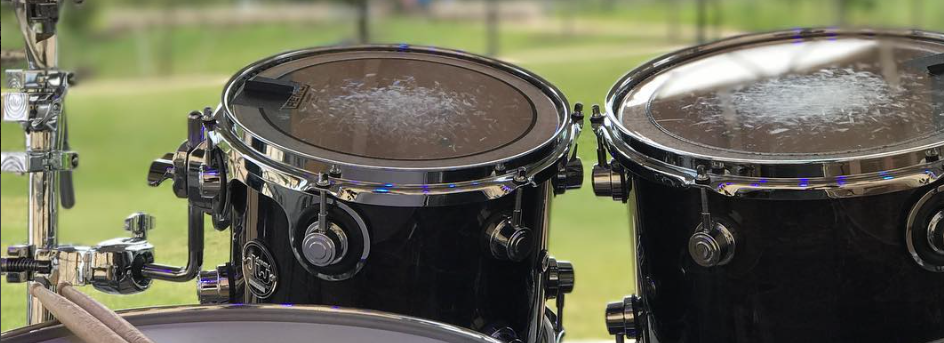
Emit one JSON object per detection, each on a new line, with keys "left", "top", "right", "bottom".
{"left": 0, "top": 305, "right": 502, "bottom": 343}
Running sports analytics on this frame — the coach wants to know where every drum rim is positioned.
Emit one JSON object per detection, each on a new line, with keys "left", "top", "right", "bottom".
{"left": 601, "top": 28, "right": 944, "bottom": 199}
{"left": 0, "top": 304, "right": 502, "bottom": 343}
{"left": 216, "top": 44, "right": 576, "bottom": 206}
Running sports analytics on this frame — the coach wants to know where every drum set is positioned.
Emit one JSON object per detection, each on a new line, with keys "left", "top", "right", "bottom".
{"left": 0, "top": 1, "right": 942, "bottom": 343}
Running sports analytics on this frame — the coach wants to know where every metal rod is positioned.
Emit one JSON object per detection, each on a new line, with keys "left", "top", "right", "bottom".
{"left": 14, "top": 0, "right": 63, "bottom": 325}
{"left": 140, "top": 206, "right": 204, "bottom": 282}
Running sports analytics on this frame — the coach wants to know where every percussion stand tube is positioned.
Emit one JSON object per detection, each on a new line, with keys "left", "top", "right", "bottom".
{"left": 1, "top": 0, "right": 73, "bottom": 325}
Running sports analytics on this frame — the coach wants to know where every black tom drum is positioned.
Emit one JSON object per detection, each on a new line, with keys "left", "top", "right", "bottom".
{"left": 151, "top": 45, "right": 585, "bottom": 343}
{"left": 594, "top": 28, "right": 944, "bottom": 343}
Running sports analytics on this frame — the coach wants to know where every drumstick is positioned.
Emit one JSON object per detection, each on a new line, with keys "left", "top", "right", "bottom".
{"left": 28, "top": 283, "right": 130, "bottom": 343}
{"left": 58, "top": 283, "right": 156, "bottom": 343}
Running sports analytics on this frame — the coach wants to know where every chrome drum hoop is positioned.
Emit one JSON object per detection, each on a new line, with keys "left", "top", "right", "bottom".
{"left": 0, "top": 304, "right": 502, "bottom": 343}
{"left": 212, "top": 112, "right": 576, "bottom": 207}
{"left": 599, "top": 28, "right": 944, "bottom": 199}
{"left": 599, "top": 117, "right": 944, "bottom": 199}
{"left": 215, "top": 45, "right": 577, "bottom": 207}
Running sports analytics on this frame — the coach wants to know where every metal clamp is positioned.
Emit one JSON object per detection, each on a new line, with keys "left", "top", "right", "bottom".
{"left": 1, "top": 213, "right": 156, "bottom": 294}
{"left": 1, "top": 150, "right": 78, "bottom": 173}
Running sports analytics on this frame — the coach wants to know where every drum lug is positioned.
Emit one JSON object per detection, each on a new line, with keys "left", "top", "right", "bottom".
{"left": 301, "top": 175, "right": 350, "bottom": 267}
{"left": 486, "top": 189, "right": 534, "bottom": 262}
{"left": 688, "top": 221, "right": 736, "bottom": 267}
{"left": 545, "top": 257, "right": 575, "bottom": 340}
{"left": 688, "top": 189, "right": 736, "bottom": 268}
{"left": 592, "top": 162, "right": 629, "bottom": 202}
{"left": 905, "top": 184, "right": 944, "bottom": 272}
{"left": 605, "top": 295, "right": 644, "bottom": 343}
{"left": 554, "top": 104, "right": 586, "bottom": 195}
{"left": 197, "top": 264, "right": 232, "bottom": 304}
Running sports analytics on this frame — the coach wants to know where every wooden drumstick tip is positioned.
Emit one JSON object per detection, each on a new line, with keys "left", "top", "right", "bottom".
{"left": 57, "top": 282, "right": 156, "bottom": 343}
{"left": 28, "top": 283, "right": 130, "bottom": 343}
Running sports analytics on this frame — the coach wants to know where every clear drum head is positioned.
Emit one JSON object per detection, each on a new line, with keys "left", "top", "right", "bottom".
{"left": 226, "top": 47, "right": 563, "bottom": 169}
{"left": 0, "top": 305, "right": 501, "bottom": 343}
{"left": 605, "top": 29, "right": 944, "bottom": 197}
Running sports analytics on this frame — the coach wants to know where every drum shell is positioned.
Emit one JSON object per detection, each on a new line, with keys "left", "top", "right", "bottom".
{"left": 629, "top": 175, "right": 944, "bottom": 343}
{"left": 228, "top": 177, "right": 553, "bottom": 343}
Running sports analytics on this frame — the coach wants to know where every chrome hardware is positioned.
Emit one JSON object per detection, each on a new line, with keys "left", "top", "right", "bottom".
{"left": 906, "top": 185, "right": 944, "bottom": 272}
{"left": 301, "top": 177, "right": 350, "bottom": 267}
{"left": 147, "top": 152, "right": 177, "bottom": 187}
{"left": 689, "top": 190, "right": 736, "bottom": 267}
{"left": 0, "top": 215, "right": 156, "bottom": 295}
{"left": 302, "top": 221, "right": 349, "bottom": 267}
{"left": 198, "top": 166, "right": 222, "bottom": 199}
{"left": 2, "top": 92, "right": 30, "bottom": 122}
{"left": 928, "top": 211, "right": 943, "bottom": 254}
{"left": 0, "top": 150, "right": 77, "bottom": 174}
{"left": 197, "top": 264, "right": 232, "bottom": 304}
{"left": 124, "top": 212, "right": 154, "bottom": 239}
{"left": 486, "top": 189, "right": 534, "bottom": 262}
{"left": 592, "top": 162, "right": 628, "bottom": 202}
{"left": 2, "top": 0, "right": 84, "bottom": 324}
{"left": 606, "top": 295, "right": 642, "bottom": 343}
{"left": 1, "top": 245, "right": 46, "bottom": 283}
{"left": 545, "top": 257, "right": 575, "bottom": 340}
{"left": 688, "top": 222, "right": 736, "bottom": 267}
{"left": 292, "top": 194, "right": 370, "bottom": 281}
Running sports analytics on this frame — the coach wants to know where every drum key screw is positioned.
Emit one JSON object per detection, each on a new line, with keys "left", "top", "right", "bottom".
{"left": 710, "top": 161, "right": 725, "bottom": 172}
{"left": 316, "top": 172, "right": 331, "bottom": 188}
{"left": 513, "top": 168, "right": 529, "bottom": 184}
{"left": 589, "top": 104, "right": 604, "bottom": 126}
{"left": 328, "top": 165, "right": 342, "bottom": 178}
{"left": 695, "top": 165, "right": 711, "bottom": 184}
{"left": 926, "top": 149, "right": 940, "bottom": 162}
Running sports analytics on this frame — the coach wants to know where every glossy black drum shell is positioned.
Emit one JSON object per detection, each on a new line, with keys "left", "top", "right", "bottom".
{"left": 228, "top": 180, "right": 552, "bottom": 343}
{"left": 630, "top": 177, "right": 944, "bottom": 343}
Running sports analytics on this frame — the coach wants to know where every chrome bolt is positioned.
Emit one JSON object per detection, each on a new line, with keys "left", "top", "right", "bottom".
{"left": 124, "top": 212, "right": 155, "bottom": 239}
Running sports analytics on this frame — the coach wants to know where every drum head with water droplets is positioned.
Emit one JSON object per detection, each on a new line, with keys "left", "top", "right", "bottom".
{"left": 614, "top": 30, "right": 944, "bottom": 161}
{"left": 227, "top": 47, "right": 561, "bottom": 169}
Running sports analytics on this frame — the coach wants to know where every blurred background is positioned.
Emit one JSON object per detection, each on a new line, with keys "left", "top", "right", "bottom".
{"left": 1, "top": 0, "right": 942, "bottom": 339}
